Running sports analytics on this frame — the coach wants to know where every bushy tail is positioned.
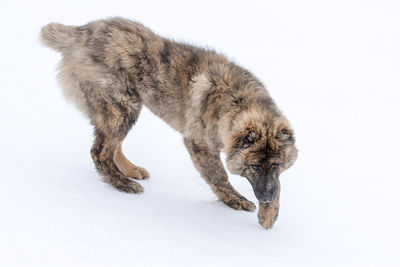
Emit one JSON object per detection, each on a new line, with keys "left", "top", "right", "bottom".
{"left": 40, "top": 23, "right": 78, "bottom": 52}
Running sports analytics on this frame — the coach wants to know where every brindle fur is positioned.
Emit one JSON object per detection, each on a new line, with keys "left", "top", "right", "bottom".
{"left": 40, "top": 17, "right": 297, "bottom": 228}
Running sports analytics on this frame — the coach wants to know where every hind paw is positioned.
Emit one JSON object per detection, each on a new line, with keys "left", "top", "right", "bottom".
{"left": 115, "top": 145, "right": 150, "bottom": 180}
{"left": 122, "top": 165, "right": 149, "bottom": 180}
{"left": 107, "top": 177, "right": 144, "bottom": 193}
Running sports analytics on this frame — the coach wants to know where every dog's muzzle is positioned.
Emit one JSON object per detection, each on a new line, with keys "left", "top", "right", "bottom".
{"left": 253, "top": 175, "right": 278, "bottom": 203}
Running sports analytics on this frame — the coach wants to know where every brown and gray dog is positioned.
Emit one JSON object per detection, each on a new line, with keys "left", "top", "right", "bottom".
{"left": 40, "top": 17, "right": 297, "bottom": 229}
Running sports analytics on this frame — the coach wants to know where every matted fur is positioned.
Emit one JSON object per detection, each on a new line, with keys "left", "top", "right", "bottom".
{"left": 40, "top": 17, "right": 297, "bottom": 228}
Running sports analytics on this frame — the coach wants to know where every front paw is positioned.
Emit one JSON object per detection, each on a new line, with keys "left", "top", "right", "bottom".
{"left": 258, "top": 202, "right": 279, "bottom": 229}
{"left": 224, "top": 196, "right": 256, "bottom": 212}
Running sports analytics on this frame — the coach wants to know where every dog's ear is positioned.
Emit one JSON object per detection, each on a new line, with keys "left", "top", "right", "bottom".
{"left": 235, "top": 131, "right": 259, "bottom": 149}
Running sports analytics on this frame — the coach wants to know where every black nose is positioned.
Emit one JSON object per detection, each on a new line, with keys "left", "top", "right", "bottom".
{"left": 255, "top": 188, "right": 276, "bottom": 203}
{"left": 258, "top": 191, "right": 275, "bottom": 203}
{"left": 255, "top": 179, "right": 277, "bottom": 203}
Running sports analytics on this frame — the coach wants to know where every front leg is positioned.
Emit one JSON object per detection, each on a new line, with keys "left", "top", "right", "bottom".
{"left": 184, "top": 138, "right": 255, "bottom": 212}
{"left": 258, "top": 180, "right": 280, "bottom": 229}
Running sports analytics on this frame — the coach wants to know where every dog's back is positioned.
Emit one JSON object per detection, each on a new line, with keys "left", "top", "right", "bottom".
{"left": 40, "top": 18, "right": 160, "bottom": 56}
{"left": 40, "top": 17, "right": 217, "bottom": 131}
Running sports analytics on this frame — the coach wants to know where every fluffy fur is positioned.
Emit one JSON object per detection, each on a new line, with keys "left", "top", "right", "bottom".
{"left": 40, "top": 17, "right": 297, "bottom": 228}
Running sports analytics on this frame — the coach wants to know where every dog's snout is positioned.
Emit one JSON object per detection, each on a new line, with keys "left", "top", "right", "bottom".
{"left": 259, "top": 191, "right": 274, "bottom": 203}
{"left": 254, "top": 189, "right": 270, "bottom": 203}
{"left": 254, "top": 178, "right": 277, "bottom": 203}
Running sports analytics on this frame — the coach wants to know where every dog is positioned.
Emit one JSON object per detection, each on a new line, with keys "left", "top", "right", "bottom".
{"left": 40, "top": 17, "right": 297, "bottom": 228}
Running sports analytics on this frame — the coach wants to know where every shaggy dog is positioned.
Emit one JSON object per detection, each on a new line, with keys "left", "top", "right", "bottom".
{"left": 41, "top": 18, "right": 297, "bottom": 228}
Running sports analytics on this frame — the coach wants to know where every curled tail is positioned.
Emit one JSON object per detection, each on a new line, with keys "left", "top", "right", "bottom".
{"left": 40, "top": 23, "right": 79, "bottom": 52}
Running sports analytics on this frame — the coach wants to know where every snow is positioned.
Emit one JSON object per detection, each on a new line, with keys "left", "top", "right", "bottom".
{"left": 1, "top": 0, "right": 400, "bottom": 266}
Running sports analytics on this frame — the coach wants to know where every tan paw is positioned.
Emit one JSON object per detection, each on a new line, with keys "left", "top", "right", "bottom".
{"left": 114, "top": 145, "right": 150, "bottom": 180}
{"left": 135, "top": 166, "right": 150, "bottom": 179}
{"left": 123, "top": 165, "right": 150, "bottom": 180}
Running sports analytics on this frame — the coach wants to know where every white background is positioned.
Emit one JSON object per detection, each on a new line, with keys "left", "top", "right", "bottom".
{"left": 1, "top": 0, "right": 399, "bottom": 266}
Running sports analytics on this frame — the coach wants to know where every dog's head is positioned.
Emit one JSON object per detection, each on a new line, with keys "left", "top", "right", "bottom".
{"left": 225, "top": 111, "right": 297, "bottom": 203}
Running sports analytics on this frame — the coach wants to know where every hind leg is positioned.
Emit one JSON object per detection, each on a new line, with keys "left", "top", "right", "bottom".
{"left": 88, "top": 86, "right": 145, "bottom": 193}
{"left": 91, "top": 132, "right": 143, "bottom": 193}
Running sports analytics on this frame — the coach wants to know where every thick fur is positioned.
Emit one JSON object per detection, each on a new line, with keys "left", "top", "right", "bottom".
{"left": 40, "top": 17, "right": 297, "bottom": 228}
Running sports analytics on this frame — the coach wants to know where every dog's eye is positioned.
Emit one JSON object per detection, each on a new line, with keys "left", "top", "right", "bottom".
{"left": 271, "top": 163, "right": 280, "bottom": 170}
{"left": 249, "top": 165, "right": 261, "bottom": 173}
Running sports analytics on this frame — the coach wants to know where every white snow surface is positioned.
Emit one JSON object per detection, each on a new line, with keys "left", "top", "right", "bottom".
{"left": 1, "top": 0, "right": 399, "bottom": 266}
